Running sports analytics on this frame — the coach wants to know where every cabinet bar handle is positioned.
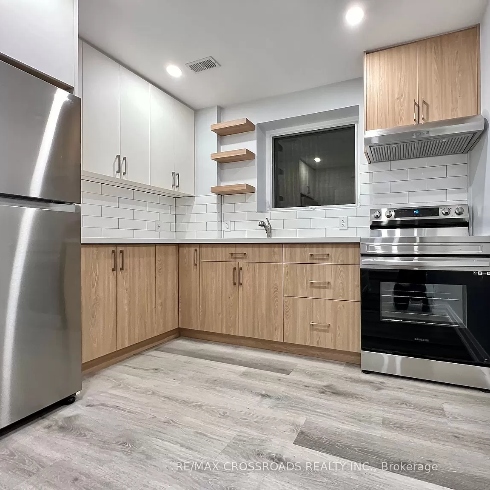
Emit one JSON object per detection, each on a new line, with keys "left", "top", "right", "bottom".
{"left": 233, "top": 266, "right": 237, "bottom": 285}
{"left": 112, "top": 249, "right": 117, "bottom": 271}
{"left": 310, "top": 322, "right": 331, "bottom": 329}
{"left": 176, "top": 173, "right": 180, "bottom": 189}
{"left": 119, "top": 250, "right": 124, "bottom": 271}
{"left": 413, "top": 99, "right": 420, "bottom": 124}
{"left": 193, "top": 248, "right": 198, "bottom": 267}
{"left": 122, "top": 156, "right": 127, "bottom": 176}
{"left": 115, "top": 154, "right": 121, "bottom": 176}
{"left": 309, "top": 253, "right": 330, "bottom": 259}
{"left": 172, "top": 172, "right": 176, "bottom": 189}
{"left": 239, "top": 267, "right": 243, "bottom": 286}
{"left": 308, "top": 280, "right": 331, "bottom": 287}
{"left": 421, "top": 99, "right": 428, "bottom": 123}
{"left": 230, "top": 252, "right": 247, "bottom": 257}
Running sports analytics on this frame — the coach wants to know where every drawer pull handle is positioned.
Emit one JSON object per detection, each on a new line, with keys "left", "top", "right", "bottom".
{"left": 230, "top": 252, "right": 247, "bottom": 257}
{"left": 309, "top": 253, "right": 330, "bottom": 259}
{"left": 309, "top": 280, "right": 331, "bottom": 288}
{"left": 310, "top": 322, "right": 331, "bottom": 329}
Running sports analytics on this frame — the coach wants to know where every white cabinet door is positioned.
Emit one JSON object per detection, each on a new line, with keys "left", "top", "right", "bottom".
{"left": 120, "top": 67, "right": 150, "bottom": 185}
{"left": 0, "top": 0, "right": 76, "bottom": 87}
{"left": 150, "top": 86, "right": 175, "bottom": 190}
{"left": 82, "top": 43, "right": 121, "bottom": 178}
{"left": 173, "top": 101, "right": 195, "bottom": 195}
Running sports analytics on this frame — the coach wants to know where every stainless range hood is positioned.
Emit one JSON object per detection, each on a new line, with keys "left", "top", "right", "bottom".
{"left": 364, "top": 115, "right": 486, "bottom": 164}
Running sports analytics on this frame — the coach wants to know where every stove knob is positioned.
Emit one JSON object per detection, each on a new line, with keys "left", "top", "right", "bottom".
{"left": 385, "top": 210, "right": 394, "bottom": 219}
{"left": 455, "top": 206, "right": 465, "bottom": 216}
{"left": 441, "top": 207, "right": 451, "bottom": 216}
{"left": 373, "top": 210, "right": 381, "bottom": 219}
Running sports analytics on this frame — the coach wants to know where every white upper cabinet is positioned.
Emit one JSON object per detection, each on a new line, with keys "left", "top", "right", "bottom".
{"left": 81, "top": 42, "right": 194, "bottom": 194}
{"left": 82, "top": 43, "right": 121, "bottom": 178}
{"left": 150, "top": 87, "right": 195, "bottom": 194}
{"left": 120, "top": 67, "right": 150, "bottom": 185}
{"left": 150, "top": 86, "right": 176, "bottom": 190}
{"left": 0, "top": 0, "right": 76, "bottom": 87}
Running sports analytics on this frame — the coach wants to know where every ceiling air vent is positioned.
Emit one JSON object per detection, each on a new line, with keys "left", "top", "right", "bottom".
{"left": 186, "top": 56, "right": 220, "bottom": 73}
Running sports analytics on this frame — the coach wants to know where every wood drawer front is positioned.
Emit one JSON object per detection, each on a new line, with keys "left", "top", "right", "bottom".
{"left": 284, "top": 264, "right": 360, "bottom": 300}
{"left": 284, "top": 297, "right": 360, "bottom": 352}
{"left": 200, "top": 244, "right": 236, "bottom": 261}
{"left": 284, "top": 244, "right": 359, "bottom": 264}
{"left": 235, "top": 244, "right": 283, "bottom": 263}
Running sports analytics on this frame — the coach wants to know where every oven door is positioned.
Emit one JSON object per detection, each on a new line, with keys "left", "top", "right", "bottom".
{"left": 361, "top": 257, "right": 490, "bottom": 366}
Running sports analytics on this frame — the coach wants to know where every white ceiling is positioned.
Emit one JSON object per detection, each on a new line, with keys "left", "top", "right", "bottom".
{"left": 79, "top": 0, "right": 488, "bottom": 110}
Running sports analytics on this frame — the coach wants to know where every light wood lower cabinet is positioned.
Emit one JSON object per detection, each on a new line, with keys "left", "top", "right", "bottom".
{"left": 200, "top": 261, "right": 239, "bottom": 335}
{"left": 238, "top": 263, "right": 283, "bottom": 341}
{"left": 155, "top": 245, "right": 179, "bottom": 335}
{"left": 179, "top": 245, "right": 200, "bottom": 329}
{"left": 81, "top": 246, "right": 117, "bottom": 363}
{"left": 284, "top": 264, "right": 360, "bottom": 301}
{"left": 117, "top": 246, "right": 156, "bottom": 349}
{"left": 284, "top": 297, "right": 360, "bottom": 353}
{"left": 284, "top": 243, "right": 360, "bottom": 264}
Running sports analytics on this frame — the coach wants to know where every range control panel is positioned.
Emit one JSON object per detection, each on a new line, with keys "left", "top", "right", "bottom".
{"left": 371, "top": 205, "right": 469, "bottom": 222}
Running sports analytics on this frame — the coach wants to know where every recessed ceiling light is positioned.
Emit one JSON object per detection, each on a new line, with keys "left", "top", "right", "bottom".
{"left": 345, "top": 5, "right": 364, "bottom": 26}
{"left": 166, "top": 64, "right": 182, "bottom": 78}
{"left": 314, "top": 157, "right": 322, "bottom": 163}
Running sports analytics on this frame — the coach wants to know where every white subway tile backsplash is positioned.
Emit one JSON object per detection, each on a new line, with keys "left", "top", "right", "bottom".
{"left": 234, "top": 221, "right": 262, "bottom": 231}
{"left": 323, "top": 207, "right": 357, "bottom": 217}
{"left": 270, "top": 210, "right": 295, "bottom": 220}
{"left": 223, "top": 212, "right": 248, "bottom": 222}
{"left": 447, "top": 189, "right": 468, "bottom": 202}
{"left": 82, "top": 204, "right": 102, "bottom": 217}
{"left": 147, "top": 221, "right": 157, "bottom": 231}
{"left": 360, "top": 182, "right": 391, "bottom": 194}
{"left": 297, "top": 228, "right": 326, "bottom": 238}
{"left": 367, "top": 161, "right": 391, "bottom": 172}
{"left": 206, "top": 221, "right": 222, "bottom": 231}
{"left": 134, "top": 190, "right": 160, "bottom": 203}
{"left": 195, "top": 231, "right": 222, "bottom": 239}
{"left": 119, "top": 219, "right": 148, "bottom": 230}
{"left": 176, "top": 222, "right": 206, "bottom": 232}
{"left": 83, "top": 216, "right": 119, "bottom": 229}
{"left": 159, "top": 213, "right": 175, "bottom": 223}
{"left": 447, "top": 164, "right": 468, "bottom": 177}
{"left": 148, "top": 202, "right": 173, "bottom": 213}
{"left": 390, "top": 154, "right": 467, "bottom": 170}
{"left": 207, "top": 203, "right": 218, "bottom": 214}
{"left": 372, "top": 169, "right": 408, "bottom": 183}
{"left": 82, "top": 227, "right": 102, "bottom": 238}
{"left": 408, "top": 190, "right": 447, "bottom": 203}
{"left": 348, "top": 216, "right": 369, "bottom": 228}
{"left": 119, "top": 198, "right": 148, "bottom": 211}
{"left": 247, "top": 212, "right": 270, "bottom": 221}
{"left": 296, "top": 209, "right": 326, "bottom": 219}
{"left": 246, "top": 230, "right": 269, "bottom": 238}
{"left": 223, "top": 194, "right": 247, "bottom": 204}
{"left": 159, "top": 196, "right": 175, "bottom": 206}
{"left": 408, "top": 166, "right": 446, "bottom": 180}
{"left": 82, "top": 193, "right": 118, "bottom": 207}
{"left": 284, "top": 219, "right": 311, "bottom": 229}
{"left": 371, "top": 192, "right": 409, "bottom": 205}
{"left": 134, "top": 210, "right": 160, "bottom": 222}
{"left": 102, "top": 206, "right": 133, "bottom": 219}
{"left": 81, "top": 181, "right": 101, "bottom": 194}
{"left": 103, "top": 228, "right": 134, "bottom": 239}
{"left": 223, "top": 230, "right": 247, "bottom": 239}
{"left": 272, "top": 229, "right": 297, "bottom": 238}
{"left": 234, "top": 202, "right": 257, "bottom": 213}
{"left": 159, "top": 231, "right": 175, "bottom": 239}
{"left": 311, "top": 217, "right": 341, "bottom": 229}
{"left": 101, "top": 184, "right": 133, "bottom": 199}
{"left": 222, "top": 204, "right": 235, "bottom": 213}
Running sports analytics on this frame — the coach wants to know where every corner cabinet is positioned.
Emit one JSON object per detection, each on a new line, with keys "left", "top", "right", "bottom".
{"left": 80, "top": 42, "right": 195, "bottom": 194}
{"left": 365, "top": 26, "right": 480, "bottom": 131}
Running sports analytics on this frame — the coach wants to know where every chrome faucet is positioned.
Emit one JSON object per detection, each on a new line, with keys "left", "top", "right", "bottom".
{"left": 258, "top": 218, "right": 272, "bottom": 238}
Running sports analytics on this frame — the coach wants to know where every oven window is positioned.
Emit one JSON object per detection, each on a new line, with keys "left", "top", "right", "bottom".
{"left": 380, "top": 282, "right": 467, "bottom": 328}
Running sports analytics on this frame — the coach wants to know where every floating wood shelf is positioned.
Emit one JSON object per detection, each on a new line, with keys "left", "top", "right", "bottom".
{"left": 211, "top": 184, "right": 256, "bottom": 195}
{"left": 211, "top": 118, "right": 256, "bottom": 136}
{"left": 211, "top": 149, "right": 255, "bottom": 164}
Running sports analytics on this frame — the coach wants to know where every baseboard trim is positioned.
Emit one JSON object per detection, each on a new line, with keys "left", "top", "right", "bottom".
{"left": 82, "top": 329, "right": 180, "bottom": 374}
{"left": 179, "top": 329, "right": 361, "bottom": 365}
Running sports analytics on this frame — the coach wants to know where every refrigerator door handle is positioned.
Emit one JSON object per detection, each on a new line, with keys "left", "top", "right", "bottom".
{"left": 122, "top": 157, "right": 127, "bottom": 177}
{"left": 115, "top": 154, "right": 121, "bottom": 177}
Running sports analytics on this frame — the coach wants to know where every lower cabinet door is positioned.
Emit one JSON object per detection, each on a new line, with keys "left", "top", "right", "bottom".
{"left": 200, "top": 261, "right": 239, "bottom": 334}
{"left": 154, "top": 245, "right": 178, "bottom": 336}
{"left": 117, "top": 246, "right": 156, "bottom": 349}
{"left": 179, "top": 245, "right": 200, "bottom": 329}
{"left": 284, "top": 297, "right": 360, "bottom": 352}
{"left": 81, "top": 246, "right": 117, "bottom": 363}
{"left": 238, "top": 263, "right": 283, "bottom": 341}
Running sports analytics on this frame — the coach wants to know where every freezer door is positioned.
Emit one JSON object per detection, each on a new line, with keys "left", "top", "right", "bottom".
{"left": 0, "top": 60, "right": 81, "bottom": 203}
{"left": 0, "top": 201, "right": 81, "bottom": 429}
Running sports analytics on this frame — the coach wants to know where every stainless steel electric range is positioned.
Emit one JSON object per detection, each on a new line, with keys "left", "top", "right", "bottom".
{"left": 361, "top": 204, "right": 490, "bottom": 390}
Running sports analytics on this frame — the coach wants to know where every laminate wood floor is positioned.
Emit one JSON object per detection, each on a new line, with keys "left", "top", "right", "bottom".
{"left": 1, "top": 338, "right": 489, "bottom": 490}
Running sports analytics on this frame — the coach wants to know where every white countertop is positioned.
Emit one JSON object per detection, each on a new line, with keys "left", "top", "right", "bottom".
{"left": 82, "top": 237, "right": 361, "bottom": 245}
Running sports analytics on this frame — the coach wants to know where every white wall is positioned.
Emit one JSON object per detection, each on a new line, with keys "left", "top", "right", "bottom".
{"left": 195, "top": 106, "right": 219, "bottom": 195}
{"left": 469, "top": 3, "right": 490, "bottom": 235}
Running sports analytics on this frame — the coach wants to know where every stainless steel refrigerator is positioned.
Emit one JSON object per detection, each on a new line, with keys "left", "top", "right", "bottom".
{"left": 0, "top": 60, "right": 81, "bottom": 430}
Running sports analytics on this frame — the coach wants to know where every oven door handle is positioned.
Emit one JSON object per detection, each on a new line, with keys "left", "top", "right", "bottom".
{"left": 361, "top": 256, "right": 490, "bottom": 271}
